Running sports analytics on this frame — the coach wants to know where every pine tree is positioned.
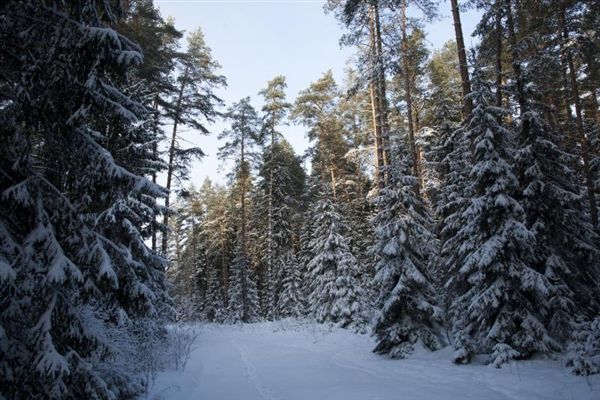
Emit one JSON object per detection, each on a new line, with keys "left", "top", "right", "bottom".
{"left": 307, "top": 190, "right": 367, "bottom": 330}
{"left": 162, "top": 28, "right": 226, "bottom": 253}
{"left": 293, "top": 71, "right": 352, "bottom": 199}
{"left": 370, "top": 138, "right": 443, "bottom": 359}
{"left": 326, "top": 0, "right": 391, "bottom": 187}
{"left": 448, "top": 66, "right": 556, "bottom": 367}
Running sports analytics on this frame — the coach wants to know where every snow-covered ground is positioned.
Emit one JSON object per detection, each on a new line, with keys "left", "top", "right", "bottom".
{"left": 150, "top": 320, "right": 599, "bottom": 400}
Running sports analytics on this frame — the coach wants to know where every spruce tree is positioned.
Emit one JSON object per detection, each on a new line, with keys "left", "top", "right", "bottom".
{"left": 448, "top": 66, "right": 555, "bottom": 367}
{"left": 199, "top": 180, "right": 233, "bottom": 318}
{"left": 0, "top": 1, "right": 170, "bottom": 397}
{"left": 278, "top": 250, "right": 306, "bottom": 318}
{"left": 515, "top": 110, "right": 600, "bottom": 341}
{"left": 204, "top": 262, "right": 226, "bottom": 323}
{"left": 254, "top": 140, "right": 305, "bottom": 319}
{"left": 307, "top": 190, "right": 367, "bottom": 330}
{"left": 218, "top": 99, "right": 261, "bottom": 323}
{"left": 258, "top": 76, "right": 292, "bottom": 319}
{"left": 370, "top": 139, "right": 443, "bottom": 359}
{"left": 567, "top": 316, "right": 600, "bottom": 376}
{"left": 167, "top": 189, "right": 206, "bottom": 321}
{"left": 227, "top": 243, "right": 260, "bottom": 323}
{"left": 115, "top": 1, "right": 182, "bottom": 251}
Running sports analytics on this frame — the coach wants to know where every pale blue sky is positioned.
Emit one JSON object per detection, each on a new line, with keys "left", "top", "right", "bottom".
{"left": 154, "top": 0, "right": 480, "bottom": 188}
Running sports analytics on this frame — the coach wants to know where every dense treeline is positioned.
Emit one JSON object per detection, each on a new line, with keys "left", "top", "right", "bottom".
{"left": 167, "top": 0, "right": 600, "bottom": 376}
{"left": 1, "top": 0, "right": 599, "bottom": 398}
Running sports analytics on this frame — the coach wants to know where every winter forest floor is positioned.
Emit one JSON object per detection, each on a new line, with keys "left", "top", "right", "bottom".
{"left": 149, "top": 320, "right": 599, "bottom": 400}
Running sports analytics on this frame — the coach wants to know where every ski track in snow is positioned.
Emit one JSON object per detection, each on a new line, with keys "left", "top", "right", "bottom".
{"left": 149, "top": 321, "right": 600, "bottom": 400}
{"left": 233, "top": 338, "right": 280, "bottom": 400}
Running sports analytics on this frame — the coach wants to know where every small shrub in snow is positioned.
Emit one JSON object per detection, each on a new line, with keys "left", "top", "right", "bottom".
{"left": 131, "top": 319, "right": 171, "bottom": 395}
{"left": 169, "top": 325, "right": 200, "bottom": 371}
{"left": 491, "top": 343, "right": 522, "bottom": 368}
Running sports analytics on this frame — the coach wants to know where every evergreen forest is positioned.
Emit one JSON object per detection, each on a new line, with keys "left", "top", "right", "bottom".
{"left": 1, "top": 0, "right": 600, "bottom": 399}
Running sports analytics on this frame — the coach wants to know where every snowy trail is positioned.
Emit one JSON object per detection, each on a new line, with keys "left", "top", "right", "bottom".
{"left": 234, "top": 339, "right": 280, "bottom": 400}
{"left": 150, "top": 321, "right": 599, "bottom": 400}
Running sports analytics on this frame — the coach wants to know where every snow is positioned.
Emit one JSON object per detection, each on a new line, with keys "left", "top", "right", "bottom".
{"left": 149, "top": 321, "right": 599, "bottom": 400}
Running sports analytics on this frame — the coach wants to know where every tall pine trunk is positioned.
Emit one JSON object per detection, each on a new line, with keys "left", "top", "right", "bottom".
{"left": 401, "top": 0, "right": 421, "bottom": 195}
{"left": 504, "top": 0, "right": 532, "bottom": 146}
{"left": 240, "top": 111, "right": 249, "bottom": 321}
{"left": 369, "top": 3, "right": 386, "bottom": 190}
{"left": 495, "top": 9, "right": 503, "bottom": 109}
{"left": 504, "top": 0, "right": 527, "bottom": 114}
{"left": 152, "top": 94, "right": 160, "bottom": 252}
{"left": 373, "top": 3, "right": 391, "bottom": 169}
{"left": 267, "top": 113, "right": 275, "bottom": 319}
{"left": 450, "top": 0, "right": 474, "bottom": 119}
{"left": 221, "top": 224, "right": 228, "bottom": 302}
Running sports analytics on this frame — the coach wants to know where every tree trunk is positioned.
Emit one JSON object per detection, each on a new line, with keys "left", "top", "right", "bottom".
{"left": 151, "top": 95, "right": 159, "bottom": 252}
{"left": 221, "top": 224, "right": 228, "bottom": 303}
{"left": 240, "top": 117, "right": 247, "bottom": 251}
{"left": 369, "top": 4, "right": 386, "bottom": 191}
{"left": 373, "top": 3, "right": 391, "bottom": 169}
{"left": 267, "top": 113, "right": 275, "bottom": 319}
{"left": 582, "top": 46, "right": 599, "bottom": 124}
{"left": 240, "top": 110, "right": 248, "bottom": 321}
{"left": 450, "top": 0, "right": 474, "bottom": 119}
{"left": 495, "top": 9, "right": 503, "bottom": 109}
{"left": 561, "top": 4, "right": 598, "bottom": 228}
{"left": 401, "top": 0, "right": 421, "bottom": 195}
{"left": 504, "top": 0, "right": 527, "bottom": 114}
{"left": 330, "top": 166, "right": 337, "bottom": 200}
{"left": 587, "top": 82, "right": 599, "bottom": 124}
{"left": 504, "top": 0, "right": 532, "bottom": 146}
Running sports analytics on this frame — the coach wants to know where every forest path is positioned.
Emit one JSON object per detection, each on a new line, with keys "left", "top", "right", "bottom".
{"left": 150, "top": 320, "right": 599, "bottom": 400}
